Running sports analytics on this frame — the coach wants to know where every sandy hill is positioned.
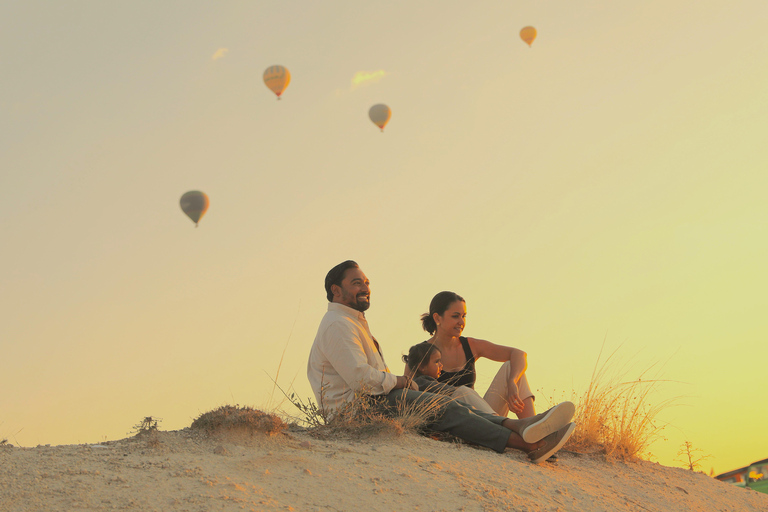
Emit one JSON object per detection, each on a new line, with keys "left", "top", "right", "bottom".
{"left": 2, "top": 429, "right": 767, "bottom": 512}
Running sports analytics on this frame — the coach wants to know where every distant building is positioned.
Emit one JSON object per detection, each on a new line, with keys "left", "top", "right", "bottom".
{"left": 716, "top": 458, "right": 768, "bottom": 494}
{"left": 715, "top": 466, "right": 748, "bottom": 487}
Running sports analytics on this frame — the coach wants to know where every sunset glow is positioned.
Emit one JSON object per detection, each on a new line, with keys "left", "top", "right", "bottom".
{"left": 1, "top": 1, "right": 767, "bottom": 475}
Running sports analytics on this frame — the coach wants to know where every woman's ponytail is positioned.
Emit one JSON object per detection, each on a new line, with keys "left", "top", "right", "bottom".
{"left": 421, "top": 312, "right": 437, "bottom": 334}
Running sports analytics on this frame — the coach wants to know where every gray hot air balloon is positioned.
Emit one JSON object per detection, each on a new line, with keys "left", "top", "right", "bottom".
{"left": 368, "top": 104, "right": 391, "bottom": 132}
{"left": 180, "top": 191, "right": 209, "bottom": 227}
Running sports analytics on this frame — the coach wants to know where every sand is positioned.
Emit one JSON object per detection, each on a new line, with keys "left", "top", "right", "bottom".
{"left": 2, "top": 428, "right": 767, "bottom": 512}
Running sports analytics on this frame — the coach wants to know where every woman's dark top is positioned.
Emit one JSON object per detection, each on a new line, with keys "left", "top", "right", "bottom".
{"left": 433, "top": 336, "right": 476, "bottom": 388}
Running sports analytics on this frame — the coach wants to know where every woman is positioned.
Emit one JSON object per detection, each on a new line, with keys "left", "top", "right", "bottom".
{"left": 410, "top": 291, "right": 536, "bottom": 419}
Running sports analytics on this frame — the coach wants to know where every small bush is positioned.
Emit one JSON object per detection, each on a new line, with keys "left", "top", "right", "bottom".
{"left": 283, "top": 391, "right": 326, "bottom": 428}
{"left": 191, "top": 405, "right": 287, "bottom": 436}
{"left": 131, "top": 416, "right": 161, "bottom": 435}
{"left": 130, "top": 416, "right": 163, "bottom": 448}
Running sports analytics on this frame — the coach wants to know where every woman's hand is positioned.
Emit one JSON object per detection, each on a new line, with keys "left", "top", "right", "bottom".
{"left": 507, "top": 381, "right": 525, "bottom": 415}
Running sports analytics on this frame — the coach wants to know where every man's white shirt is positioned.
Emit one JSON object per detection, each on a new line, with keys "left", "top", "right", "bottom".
{"left": 307, "top": 303, "right": 398, "bottom": 413}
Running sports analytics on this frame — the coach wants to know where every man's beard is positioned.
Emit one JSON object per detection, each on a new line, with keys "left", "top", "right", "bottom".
{"left": 343, "top": 291, "right": 370, "bottom": 312}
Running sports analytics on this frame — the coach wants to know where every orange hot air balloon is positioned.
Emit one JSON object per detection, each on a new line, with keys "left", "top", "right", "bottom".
{"left": 368, "top": 104, "right": 391, "bottom": 132}
{"left": 180, "top": 191, "right": 209, "bottom": 227}
{"left": 520, "top": 26, "right": 537, "bottom": 47}
{"left": 263, "top": 65, "right": 291, "bottom": 99}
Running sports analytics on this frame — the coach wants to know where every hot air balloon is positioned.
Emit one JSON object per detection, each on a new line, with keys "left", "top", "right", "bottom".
{"left": 520, "top": 26, "right": 537, "bottom": 47}
{"left": 180, "top": 191, "right": 209, "bottom": 227}
{"left": 368, "top": 104, "right": 391, "bottom": 132}
{"left": 263, "top": 65, "right": 291, "bottom": 99}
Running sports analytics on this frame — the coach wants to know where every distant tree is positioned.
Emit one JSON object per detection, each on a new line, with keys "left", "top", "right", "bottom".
{"left": 676, "top": 441, "right": 710, "bottom": 472}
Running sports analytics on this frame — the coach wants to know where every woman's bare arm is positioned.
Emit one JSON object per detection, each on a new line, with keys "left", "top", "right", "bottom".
{"left": 469, "top": 338, "right": 527, "bottom": 374}
{"left": 468, "top": 338, "right": 528, "bottom": 413}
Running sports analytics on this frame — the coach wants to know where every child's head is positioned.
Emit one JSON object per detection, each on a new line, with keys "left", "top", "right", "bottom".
{"left": 402, "top": 342, "right": 443, "bottom": 379}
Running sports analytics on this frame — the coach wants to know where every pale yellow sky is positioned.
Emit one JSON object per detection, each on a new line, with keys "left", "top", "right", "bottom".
{"left": 1, "top": 1, "right": 767, "bottom": 474}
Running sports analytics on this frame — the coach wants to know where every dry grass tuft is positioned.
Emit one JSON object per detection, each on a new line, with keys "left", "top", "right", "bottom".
{"left": 285, "top": 385, "right": 450, "bottom": 441}
{"left": 191, "top": 405, "right": 287, "bottom": 436}
{"left": 563, "top": 346, "right": 676, "bottom": 461}
{"left": 309, "top": 395, "right": 406, "bottom": 439}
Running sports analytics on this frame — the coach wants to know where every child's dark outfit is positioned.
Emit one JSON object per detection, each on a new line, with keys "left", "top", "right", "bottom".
{"left": 413, "top": 375, "right": 456, "bottom": 396}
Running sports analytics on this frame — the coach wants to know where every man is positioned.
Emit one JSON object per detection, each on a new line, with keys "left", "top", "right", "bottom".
{"left": 307, "top": 260, "right": 576, "bottom": 462}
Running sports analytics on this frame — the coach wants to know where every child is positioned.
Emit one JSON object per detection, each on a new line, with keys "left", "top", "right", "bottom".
{"left": 402, "top": 342, "right": 497, "bottom": 415}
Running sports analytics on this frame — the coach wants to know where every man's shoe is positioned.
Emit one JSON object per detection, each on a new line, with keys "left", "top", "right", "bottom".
{"left": 519, "top": 401, "right": 575, "bottom": 443}
{"left": 528, "top": 423, "right": 576, "bottom": 464}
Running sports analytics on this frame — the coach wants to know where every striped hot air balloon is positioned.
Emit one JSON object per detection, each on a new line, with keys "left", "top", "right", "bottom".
{"left": 263, "top": 65, "right": 291, "bottom": 99}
